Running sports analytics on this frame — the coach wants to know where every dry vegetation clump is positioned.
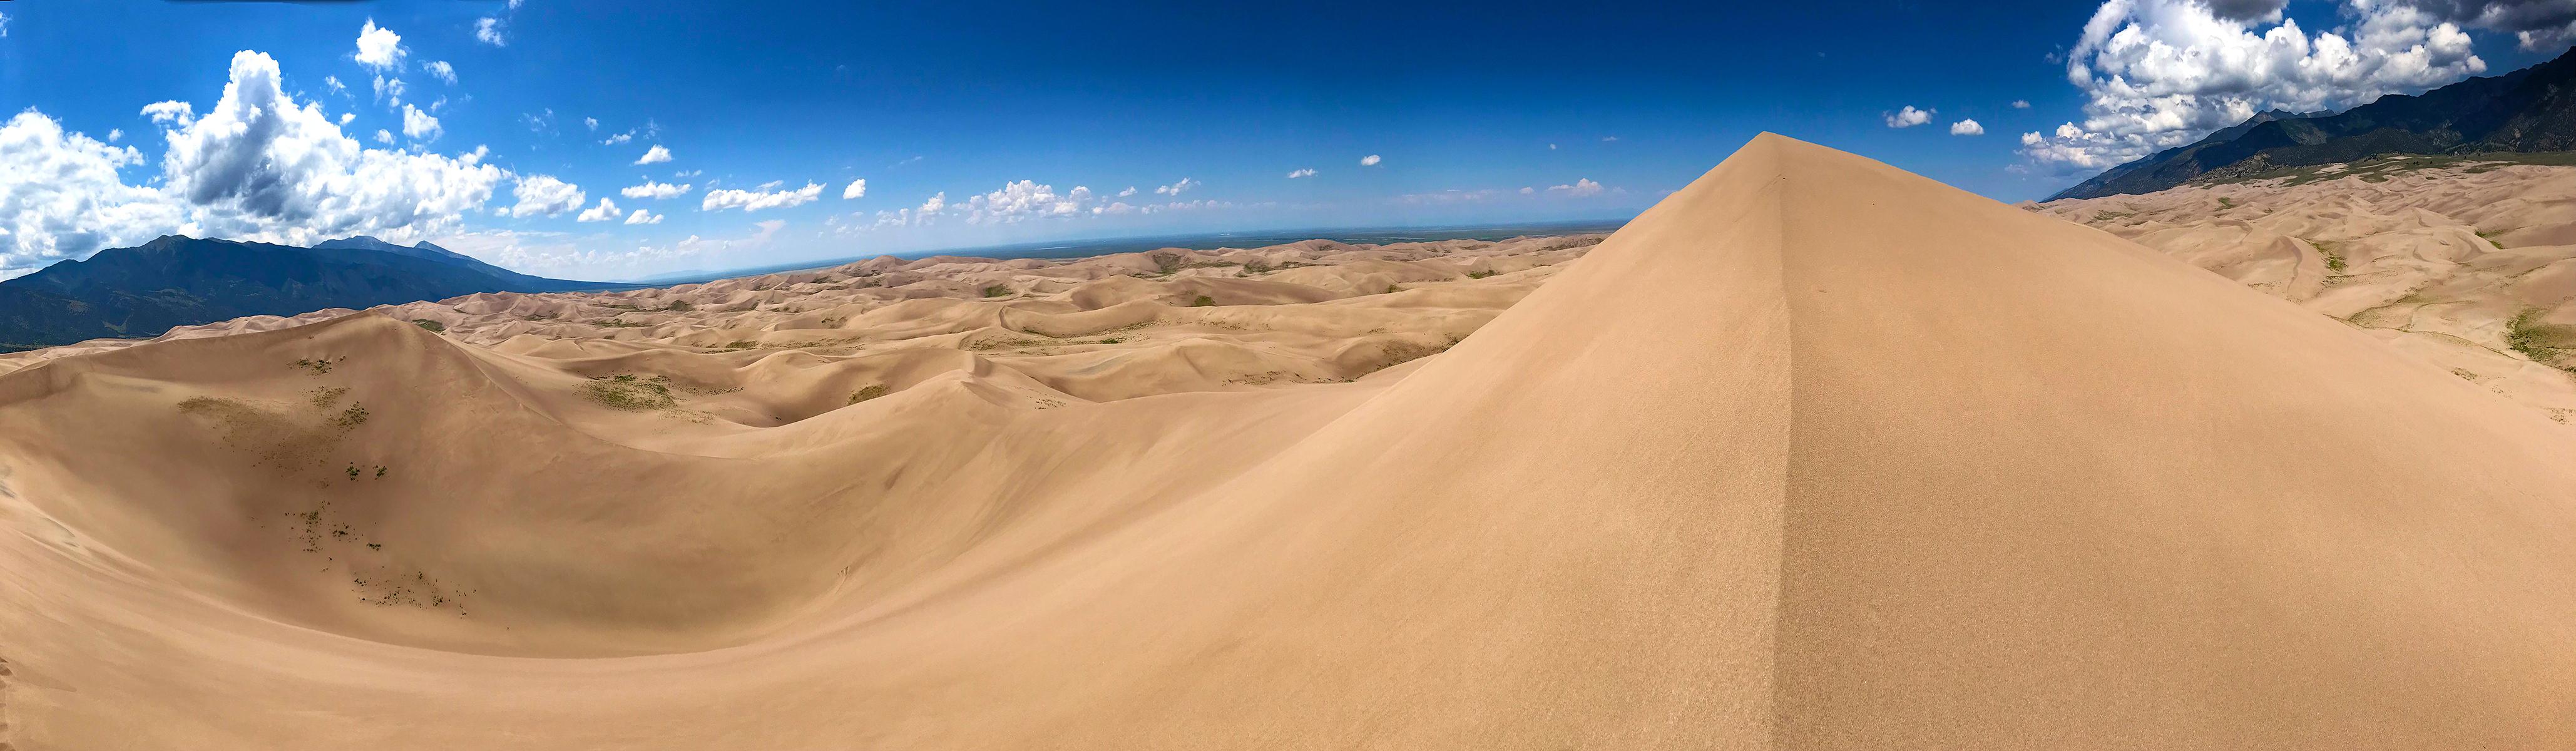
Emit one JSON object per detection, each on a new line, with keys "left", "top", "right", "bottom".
{"left": 584, "top": 374, "right": 679, "bottom": 411}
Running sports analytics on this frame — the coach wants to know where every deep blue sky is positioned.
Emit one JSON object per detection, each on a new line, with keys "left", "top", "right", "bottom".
{"left": 1, "top": 1, "right": 2567, "bottom": 279}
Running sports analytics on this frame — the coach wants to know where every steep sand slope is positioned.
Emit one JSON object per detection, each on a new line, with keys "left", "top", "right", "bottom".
{"left": 1, "top": 135, "right": 2572, "bottom": 749}
{"left": 2036, "top": 163, "right": 2576, "bottom": 422}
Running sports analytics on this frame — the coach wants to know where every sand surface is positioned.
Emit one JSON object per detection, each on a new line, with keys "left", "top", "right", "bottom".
{"left": 4, "top": 135, "right": 2573, "bottom": 749}
{"left": 2037, "top": 161, "right": 2576, "bottom": 422}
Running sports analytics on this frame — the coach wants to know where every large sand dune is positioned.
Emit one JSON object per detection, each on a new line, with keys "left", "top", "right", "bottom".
{"left": 2037, "top": 161, "right": 2576, "bottom": 422}
{"left": 3, "top": 135, "right": 2573, "bottom": 748}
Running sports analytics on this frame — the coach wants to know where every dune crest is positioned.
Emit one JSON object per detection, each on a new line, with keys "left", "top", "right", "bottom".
{"left": 3, "top": 134, "right": 2573, "bottom": 749}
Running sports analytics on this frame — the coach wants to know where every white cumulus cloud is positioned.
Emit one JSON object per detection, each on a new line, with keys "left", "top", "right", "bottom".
{"left": 842, "top": 178, "right": 866, "bottom": 199}
{"left": 1359, "top": 154, "right": 1383, "bottom": 166}
{"left": 1950, "top": 119, "right": 1986, "bottom": 135}
{"left": 1153, "top": 177, "right": 1199, "bottom": 196}
{"left": 1885, "top": 105, "right": 1934, "bottom": 128}
{"left": 1545, "top": 178, "right": 1606, "bottom": 197}
{"left": 400, "top": 105, "right": 441, "bottom": 141}
{"left": 355, "top": 19, "right": 406, "bottom": 72}
{"left": 625, "top": 208, "right": 663, "bottom": 225}
{"left": 508, "top": 175, "right": 585, "bottom": 218}
{"left": 2022, "top": 0, "right": 2504, "bottom": 172}
{"left": 1286, "top": 168, "right": 1317, "bottom": 178}
{"left": 702, "top": 181, "right": 822, "bottom": 212}
{"left": 620, "top": 181, "right": 692, "bottom": 200}
{"left": 633, "top": 145, "right": 672, "bottom": 165}
{"left": 575, "top": 197, "right": 622, "bottom": 223}
{"left": 424, "top": 61, "right": 456, "bottom": 85}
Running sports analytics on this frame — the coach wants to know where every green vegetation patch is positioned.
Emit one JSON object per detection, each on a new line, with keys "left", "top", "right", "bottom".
{"left": 982, "top": 285, "right": 1013, "bottom": 298}
{"left": 1190, "top": 295, "right": 1217, "bottom": 307}
{"left": 848, "top": 384, "right": 889, "bottom": 404}
{"left": 2505, "top": 307, "right": 2576, "bottom": 374}
{"left": 585, "top": 375, "right": 678, "bottom": 411}
{"left": 1465, "top": 270, "right": 1498, "bottom": 279}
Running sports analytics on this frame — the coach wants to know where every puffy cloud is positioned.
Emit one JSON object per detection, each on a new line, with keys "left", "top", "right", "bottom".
{"left": 583, "top": 117, "right": 599, "bottom": 131}
{"left": 1359, "top": 154, "right": 1383, "bottom": 166}
{"left": 142, "top": 101, "right": 195, "bottom": 128}
{"left": 106, "top": 129, "right": 123, "bottom": 143}
{"left": 601, "top": 131, "right": 633, "bottom": 145}
{"left": 424, "top": 61, "right": 456, "bottom": 85}
{"left": 0, "top": 112, "right": 185, "bottom": 272}
{"left": 1520, "top": 186, "right": 1535, "bottom": 194}
{"left": 633, "top": 145, "right": 672, "bottom": 165}
{"left": 0, "top": 51, "right": 514, "bottom": 274}
{"left": 1153, "top": 177, "right": 1199, "bottom": 196}
{"left": 0, "top": 13, "right": 11, "bottom": 38}
{"left": 1545, "top": 178, "right": 1607, "bottom": 197}
{"left": 337, "top": 113, "right": 355, "bottom": 125}
{"left": 575, "top": 197, "right": 622, "bottom": 223}
{"left": 702, "top": 181, "right": 822, "bottom": 212}
{"left": 372, "top": 75, "right": 404, "bottom": 105}
{"left": 355, "top": 19, "right": 406, "bottom": 72}
{"left": 620, "top": 181, "right": 692, "bottom": 200}
{"left": 1116, "top": 186, "right": 1137, "bottom": 197}
{"left": 373, "top": 129, "right": 393, "bottom": 144}
{"left": 2380, "top": 0, "right": 2576, "bottom": 49}
{"left": 918, "top": 192, "right": 946, "bottom": 213}
{"left": 1884, "top": 105, "right": 1935, "bottom": 128}
{"left": 624, "top": 208, "right": 663, "bottom": 225}
{"left": 153, "top": 51, "right": 506, "bottom": 243}
{"left": 1286, "top": 168, "right": 1317, "bottom": 178}
{"left": 474, "top": 17, "right": 507, "bottom": 46}
{"left": 2010, "top": 99, "right": 2033, "bottom": 109}
{"left": 508, "top": 175, "right": 585, "bottom": 218}
{"left": 1950, "top": 118, "right": 1986, "bottom": 135}
{"left": 961, "top": 180, "right": 1091, "bottom": 223}
{"left": 400, "top": 105, "right": 441, "bottom": 141}
{"left": 323, "top": 76, "right": 349, "bottom": 98}
{"left": 841, "top": 178, "right": 866, "bottom": 199}
{"left": 2023, "top": 0, "right": 2500, "bottom": 171}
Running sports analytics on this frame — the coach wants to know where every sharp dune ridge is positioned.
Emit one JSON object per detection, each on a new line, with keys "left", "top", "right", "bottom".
{"left": 3, "top": 134, "right": 2573, "bottom": 748}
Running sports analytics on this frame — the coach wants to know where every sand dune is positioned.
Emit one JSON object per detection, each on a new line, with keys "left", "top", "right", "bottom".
{"left": 2036, "top": 161, "right": 2576, "bottom": 422}
{"left": 3, "top": 135, "right": 2573, "bottom": 749}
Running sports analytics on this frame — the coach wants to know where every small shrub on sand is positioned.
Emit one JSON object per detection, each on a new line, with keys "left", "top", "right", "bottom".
{"left": 1465, "top": 270, "right": 1498, "bottom": 279}
{"left": 1383, "top": 284, "right": 1401, "bottom": 295}
{"left": 665, "top": 300, "right": 693, "bottom": 312}
{"left": 410, "top": 319, "right": 446, "bottom": 332}
{"left": 585, "top": 377, "right": 677, "bottom": 411}
{"left": 848, "top": 385, "right": 889, "bottom": 404}
{"left": 982, "top": 285, "right": 1012, "bottom": 298}
{"left": 1190, "top": 295, "right": 1216, "bottom": 307}
{"left": 332, "top": 404, "right": 371, "bottom": 429}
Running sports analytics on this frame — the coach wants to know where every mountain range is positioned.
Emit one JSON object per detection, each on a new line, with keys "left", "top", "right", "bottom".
{"left": 2050, "top": 45, "right": 2576, "bottom": 200}
{"left": 0, "top": 235, "right": 600, "bottom": 352}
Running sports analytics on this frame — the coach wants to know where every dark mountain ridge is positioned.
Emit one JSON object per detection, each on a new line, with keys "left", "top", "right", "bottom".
{"left": 0, "top": 235, "right": 603, "bottom": 352}
{"left": 2050, "top": 46, "right": 2576, "bottom": 200}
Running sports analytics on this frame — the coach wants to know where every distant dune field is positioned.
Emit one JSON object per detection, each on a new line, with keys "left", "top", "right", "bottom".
{"left": 3, "top": 135, "right": 2574, "bottom": 749}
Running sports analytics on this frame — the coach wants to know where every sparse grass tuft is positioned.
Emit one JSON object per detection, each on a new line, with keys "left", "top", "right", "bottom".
{"left": 585, "top": 377, "right": 677, "bottom": 411}
{"left": 1095, "top": 336, "right": 1126, "bottom": 344}
{"left": 2506, "top": 307, "right": 2576, "bottom": 374}
{"left": 410, "top": 319, "right": 446, "bottom": 332}
{"left": 2216, "top": 197, "right": 2235, "bottom": 210}
{"left": 1465, "top": 270, "right": 1498, "bottom": 279}
{"left": 848, "top": 384, "right": 889, "bottom": 404}
{"left": 331, "top": 404, "right": 371, "bottom": 429}
{"left": 293, "top": 357, "right": 340, "bottom": 375}
{"left": 1190, "top": 295, "right": 1216, "bottom": 307}
{"left": 1383, "top": 284, "right": 1401, "bottom": 295}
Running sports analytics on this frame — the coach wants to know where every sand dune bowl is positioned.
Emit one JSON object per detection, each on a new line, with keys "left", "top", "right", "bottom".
{"left": 3, "top": 134, "right": 2572, "bottom": 748}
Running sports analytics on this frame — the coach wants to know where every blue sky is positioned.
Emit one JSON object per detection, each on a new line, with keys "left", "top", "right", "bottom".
{"left": 1, "top": 1, "right": 2570, "bottom": 280}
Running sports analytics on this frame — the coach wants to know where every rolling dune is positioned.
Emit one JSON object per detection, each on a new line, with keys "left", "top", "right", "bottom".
{"left": 3, "top": 135, "right": 2572, "bottom": 749}
{"left": 2037, "top": 160, "right": 2576, "bottom": 422}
